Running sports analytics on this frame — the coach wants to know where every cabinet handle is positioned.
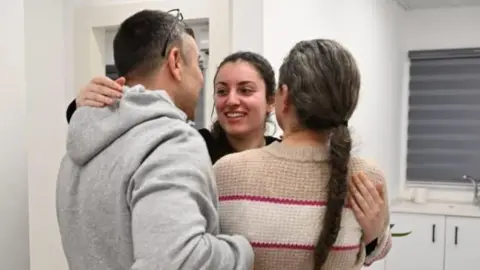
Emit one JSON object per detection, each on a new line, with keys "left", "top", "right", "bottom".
{"left": 454, "top": 226, "right": 458, "bottom": 245}
{"left": 432, "top": 224, "right": 436, "bottom": 243}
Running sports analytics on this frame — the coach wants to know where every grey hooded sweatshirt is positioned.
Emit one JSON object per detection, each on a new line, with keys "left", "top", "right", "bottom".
{"left": 56, "top": 85, "right": 254, "bottom": 270}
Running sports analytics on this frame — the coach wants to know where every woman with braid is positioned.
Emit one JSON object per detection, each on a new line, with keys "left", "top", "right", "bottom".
{"left": 214, "top": 39, "right": 391, "bottom": 269}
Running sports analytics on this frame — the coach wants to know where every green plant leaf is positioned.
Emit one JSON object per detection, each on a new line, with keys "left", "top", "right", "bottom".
{"left": 392, "top": 231, "right": 412, "bottom": 237}
{"left": 390, "top": 224, "right": 411, "bottom": 237}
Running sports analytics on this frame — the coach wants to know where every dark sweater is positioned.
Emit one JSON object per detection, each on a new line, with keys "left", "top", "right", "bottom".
{"left": 65, "top": 99, "right": 378, "bottom": 254}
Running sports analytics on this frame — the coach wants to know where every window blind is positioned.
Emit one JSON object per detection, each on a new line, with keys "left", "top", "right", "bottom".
{"left": 407, "top": 48, "right": 480, "bottom": 184}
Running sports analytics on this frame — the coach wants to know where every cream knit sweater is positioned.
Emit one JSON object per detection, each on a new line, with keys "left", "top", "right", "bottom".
{"left": 214, "top": 141, "right": 391, "bottom": 270}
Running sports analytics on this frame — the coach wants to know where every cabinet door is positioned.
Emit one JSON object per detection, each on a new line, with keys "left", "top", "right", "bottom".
{"left": 385, "top": 213, "right": 445, "bottom": 270}
{"left": 444, "top": 216, "right": 480, "bottom": 270}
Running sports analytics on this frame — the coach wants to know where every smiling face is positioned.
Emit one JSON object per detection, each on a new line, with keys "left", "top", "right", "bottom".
{"left": 214, "top": 60, "right": 272, "bottom": 137}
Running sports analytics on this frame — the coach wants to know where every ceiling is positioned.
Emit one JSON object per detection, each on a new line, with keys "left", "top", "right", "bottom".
{"left": 395, "top": 0, "right": 480, "bottom": 9}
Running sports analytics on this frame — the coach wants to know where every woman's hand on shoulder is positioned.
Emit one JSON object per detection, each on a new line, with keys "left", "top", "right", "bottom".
{"left": 348, "top": 172, "right": 386, "bottom": 244}
{"left": 76, "top": 76, "right": 125, "bottom": 108}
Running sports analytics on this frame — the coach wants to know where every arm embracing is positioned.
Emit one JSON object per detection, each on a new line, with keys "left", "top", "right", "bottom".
{"left": 362, "top": 164, "right": 392, "bottom": 266}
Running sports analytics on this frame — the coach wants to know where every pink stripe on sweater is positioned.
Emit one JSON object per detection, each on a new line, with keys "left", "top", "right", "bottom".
{"left": 220, "top": 200, "right": 361, "bottom": 247}
{"left": 220, "top": 195, "right": 351, "bottom": 207}
{"left": 251, "top": 242, "right": 361, "bottom": 251}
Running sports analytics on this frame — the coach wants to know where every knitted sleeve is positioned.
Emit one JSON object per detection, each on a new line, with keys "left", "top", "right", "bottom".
{"left": 361, "top": 160, "right": 392, "bottom": 266}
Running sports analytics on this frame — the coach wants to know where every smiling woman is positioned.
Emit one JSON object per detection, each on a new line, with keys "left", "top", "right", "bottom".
{"left": 213, "top": 53, "right": 275, "bottom": 136}
{"left": 209, "top": 51, "right": 278, "bottom": 162}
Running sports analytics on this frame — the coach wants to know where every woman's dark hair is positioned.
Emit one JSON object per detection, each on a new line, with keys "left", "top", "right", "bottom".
{"left": 278, "top": 39, "right": 360, "bottom": 268}
{"left": 210, "top": 51, "right": 276, "bottom": 162}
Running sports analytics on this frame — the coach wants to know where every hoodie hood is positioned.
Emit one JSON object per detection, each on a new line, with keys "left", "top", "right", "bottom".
{"left": 66, "top": 84, "right": 187, "bottom": 166}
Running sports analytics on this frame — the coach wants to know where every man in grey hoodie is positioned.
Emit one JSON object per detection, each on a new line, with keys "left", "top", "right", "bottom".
{"left": 56, "top": 9, "right": 254, "bottom": 270}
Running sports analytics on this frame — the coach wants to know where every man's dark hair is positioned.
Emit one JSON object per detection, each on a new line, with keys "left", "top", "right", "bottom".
{"left": 113, "top": 9, "right": 194, "bottom": 79}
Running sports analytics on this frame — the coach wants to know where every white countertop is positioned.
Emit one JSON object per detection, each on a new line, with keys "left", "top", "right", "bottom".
{"left": 390, "top": 199, "right": 480, "bottom": 218}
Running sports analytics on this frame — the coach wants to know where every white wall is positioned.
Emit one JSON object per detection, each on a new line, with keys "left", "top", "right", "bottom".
{"left": 1, "top": 0, "right": 68, "bottom": 269}
{"left": 25, "top": 0, "right": 69, "bottom": 269}
{"left": 0, "top": 1, "right": 29, "bottom": 270}
{"left": 399, "top": 6, "right": 480, "bottom": 200}
{"left": 231, "top": 0, "right": 264, "bottom": 54}
{"left": 402, "top": 6, "right": 480, "bottom": 50}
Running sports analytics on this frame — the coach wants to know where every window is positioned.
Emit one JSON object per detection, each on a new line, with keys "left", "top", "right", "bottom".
{"left": 406, "top": 48, "right": 480, "bottom": 184}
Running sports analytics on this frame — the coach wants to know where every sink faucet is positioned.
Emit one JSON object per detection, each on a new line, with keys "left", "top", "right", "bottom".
{"left": 463, "top": 174, "right": 480, "bottom": 206}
